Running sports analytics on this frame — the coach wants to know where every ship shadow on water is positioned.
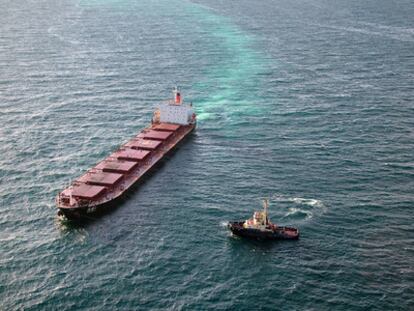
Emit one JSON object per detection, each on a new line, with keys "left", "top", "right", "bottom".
{"left": 57, "top": 134, "right": 197, "bottom": 228}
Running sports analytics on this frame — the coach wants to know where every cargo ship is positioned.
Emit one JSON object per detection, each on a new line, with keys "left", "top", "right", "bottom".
{"left": 56, "top": 87, "right": 196, "bottom": 220}
{"left": 228, "top": 199, "right": 299, "bottom": 240}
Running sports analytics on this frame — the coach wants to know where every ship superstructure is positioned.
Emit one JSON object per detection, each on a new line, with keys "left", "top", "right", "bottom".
{"left": 56, "top": 87, "right": 196, "bottom": 219}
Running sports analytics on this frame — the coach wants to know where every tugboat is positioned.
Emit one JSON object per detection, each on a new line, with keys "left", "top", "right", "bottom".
{"left": 228, "top": 199, "right": 299, "bottom": 240}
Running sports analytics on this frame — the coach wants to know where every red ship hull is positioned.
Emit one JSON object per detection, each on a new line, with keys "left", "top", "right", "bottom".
{"left": 56, "top": 123, "right": 195, "bottom": 220}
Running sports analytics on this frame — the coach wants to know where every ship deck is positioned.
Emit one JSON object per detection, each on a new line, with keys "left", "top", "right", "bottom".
{"left": 56, "top": 122, "right": 194, "bottom": 211}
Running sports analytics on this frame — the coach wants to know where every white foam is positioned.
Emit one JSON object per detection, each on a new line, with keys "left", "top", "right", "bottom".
{"left": 220, "top": 221, "right": 229, "bottom": 228}
{"left": 284, "top": 207, "right": 313, "bottom": 220}
{"left": 269, "top": 194, "right": 327, "bottom": 222}
{"left": 291, "top": 197, "right": 324, "bottom": 208}
{"left": 196, "top": 112, "right": 213, "bottom": 121}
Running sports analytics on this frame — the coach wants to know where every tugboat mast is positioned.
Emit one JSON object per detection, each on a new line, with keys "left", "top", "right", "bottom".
{"left": 263, "top": 199, "right": 269, "bottom": 225}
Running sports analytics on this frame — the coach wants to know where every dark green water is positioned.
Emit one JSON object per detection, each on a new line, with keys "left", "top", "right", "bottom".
{"left": 1, "top": 0, "right": 413, "bottom": 309}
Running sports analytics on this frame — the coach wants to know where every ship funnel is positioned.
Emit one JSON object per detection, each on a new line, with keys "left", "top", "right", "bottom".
{"left": 173, "top": 86, "right": 181, "bottom": 104}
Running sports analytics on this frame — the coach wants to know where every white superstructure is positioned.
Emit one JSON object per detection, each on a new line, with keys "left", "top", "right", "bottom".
{"left": 153, "top": 87, "right": 196, "bottom": 126}
{"left": 243, "top": 199, "right": 272, "bottom": 230}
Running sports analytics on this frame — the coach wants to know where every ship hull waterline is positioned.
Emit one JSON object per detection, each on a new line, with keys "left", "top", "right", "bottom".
{"left": 228, "top": 222, "right": 300, "bottom": 240}
{"left": 57, "top": 125, "right": 195, "bottom": 221}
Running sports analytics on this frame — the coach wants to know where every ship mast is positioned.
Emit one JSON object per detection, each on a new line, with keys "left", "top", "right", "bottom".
{"left": 263, "top": 198, "right": 269, "bottom": 225}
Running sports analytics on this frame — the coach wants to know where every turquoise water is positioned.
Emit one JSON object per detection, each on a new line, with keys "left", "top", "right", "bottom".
{"left": 1, "top": 0, "right": 413, "bottom": 309}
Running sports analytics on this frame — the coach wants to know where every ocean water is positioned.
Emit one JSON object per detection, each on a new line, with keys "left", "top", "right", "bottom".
{"left": 1, "top": 0, "right": 414, "bottom": 309}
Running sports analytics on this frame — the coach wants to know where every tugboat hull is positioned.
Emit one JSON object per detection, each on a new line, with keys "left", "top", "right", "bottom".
{"left": 228, "top": 222, "right": 299, "bottom": 240}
